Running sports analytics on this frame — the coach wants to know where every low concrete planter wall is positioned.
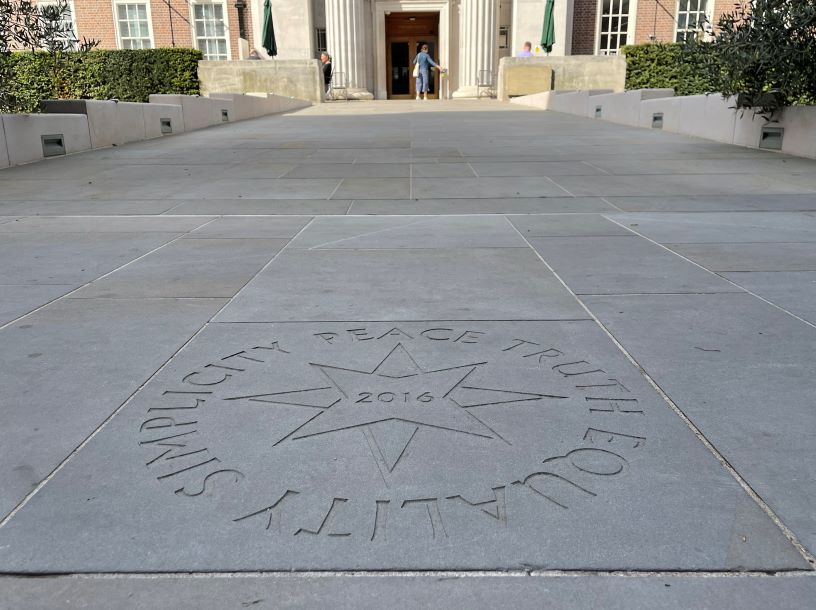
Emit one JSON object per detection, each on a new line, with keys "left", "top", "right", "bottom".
{"left": 514, "top": 89, "right": 816, "bottom": 159}
{"left": 198, "top": 60, "right": 324, "bottom": 104}
{"left": 148, "top": 94, "right": 235, "bottom": 131}
{"left": 589, "top": 89, "right": 674, "bottom": 127}
{"left": 1, "top": 113, "right": 91, "bottom": 166}
{"left": 3, "top": 93, "right": 310, "bottom": 169}
{"left": 143, "top": 103, "right": 185, "bottom": 139}
{"left": 208, "top": 93, "right": 310, "bottom": 121}
{"left": 498, "top": 56, "right": 626, "bottom": 101}
{"left": 41, "top": 100, "right": 184, "bottom": 148}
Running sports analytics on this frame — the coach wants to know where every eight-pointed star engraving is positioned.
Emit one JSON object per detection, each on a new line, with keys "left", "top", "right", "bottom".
{"left": 225, "top": 343, "right": 567, "bottom": 478}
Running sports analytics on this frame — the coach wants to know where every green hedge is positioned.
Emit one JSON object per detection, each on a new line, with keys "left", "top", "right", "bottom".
{"left": 0, "top": 48, "right": 202, "bottom": 113}
{"left": 622, "top": 43, "right": 721, "bottom": 96}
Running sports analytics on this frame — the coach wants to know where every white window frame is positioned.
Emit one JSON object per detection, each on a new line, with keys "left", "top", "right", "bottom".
{"left": 315, "top": 27, "right": 327, "bottom": 55}
{"left": 190, "top": 0, "right": 231, "bottom": 61}
{"left": 112, "top": 0, "right": 154, "bottom": 50}
{"left": 37, "top": 0, "right": 78, "bottom": 49}
{"left": 594, "top": 0, "right": 632, "bottom": 56}
{"left": 675, "top": 0, "right": 711, "bottom": 42}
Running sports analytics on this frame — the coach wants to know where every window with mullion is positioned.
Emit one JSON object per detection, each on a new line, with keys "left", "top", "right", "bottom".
{"left": 193, "top": 2, "right": 229, "bottom": 60}
{"left": 598, "top": 0, "right": 630, "bottom": 56}
{"left": 116, "top": 2, "right": 151, "bottom": 49}
{"left": 38, "top": 0, "right": 78, "bottom": 49}
{"left": 675, "top": 0, "right": 709, "bottom": 42}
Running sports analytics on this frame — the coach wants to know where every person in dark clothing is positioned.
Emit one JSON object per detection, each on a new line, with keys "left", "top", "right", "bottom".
{"left": 321, "top": 52, "right": 332, "bottom": 96}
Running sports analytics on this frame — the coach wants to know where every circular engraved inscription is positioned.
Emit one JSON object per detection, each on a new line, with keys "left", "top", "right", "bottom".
{"left": 138, "top": 325, "right": 647, "bottom": 548}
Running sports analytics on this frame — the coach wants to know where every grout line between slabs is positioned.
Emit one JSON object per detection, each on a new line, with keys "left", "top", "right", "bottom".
{"left": 0, "top": 217, "right": 317, "bottom": 530}
{"left": 600, "top": 196, "right": 626, "bottom": 212}
{"left": 602, "top": 216, "right": 816, "bottom": 332}
{"left": 2, "top": 569, "right": 816, "bottom": 580}
{"left": 0, "top": 217, "right": 220, "bottom": 332}
{"left": 505, "top": 216, "right": 816, "bottom": 570}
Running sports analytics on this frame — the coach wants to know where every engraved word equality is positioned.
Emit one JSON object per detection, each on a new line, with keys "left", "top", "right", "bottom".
{"left": 137, "top": 325, "right": 647, "bottom": 541}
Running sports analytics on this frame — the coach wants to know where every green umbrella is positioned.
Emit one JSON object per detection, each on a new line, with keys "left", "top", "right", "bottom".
{"left": 262, "top": 0, "right": 278, "bottom": 57}
{"left": 541, "top": 0, "right": 555, "bottom": 55}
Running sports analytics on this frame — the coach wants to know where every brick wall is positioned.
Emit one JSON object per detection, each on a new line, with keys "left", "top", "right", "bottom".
{"left": 55, "top": 0, "right": 252, "bottom": 59}
{"left": 571, "top": 0, "right": 597, "bottom": 55}
{"left": 633, "top": 0, "right": 677, "bottom": 44}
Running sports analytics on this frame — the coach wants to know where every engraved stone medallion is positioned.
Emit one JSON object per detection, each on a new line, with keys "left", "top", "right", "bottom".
{"left": 0, "top": 321, "right": 803, "bottom": 572}
{"left": 136, "top": 322, "right": 650, "bottom": 565}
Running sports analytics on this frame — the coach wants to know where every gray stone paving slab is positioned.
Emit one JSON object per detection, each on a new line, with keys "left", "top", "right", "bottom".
{"left": 310, "top": 149, "right": 413, "bottom": 163}
{"left": 411, "top": 163, "right": 476, "bottom": 177}
{"left": 71, "top": 238, "right": 287, "bottom": 298}
{"left": 284, "top": 163, "right": 410, "bottom": 178}
{"left": 288, "top": 216, "right": 526, "bottom": 249}
{"left": 0, "top": 321, "right": 805, "bottom": 572}
{"left": 0, "top": 232, "right": 179, "bottom": 285}
{"left": 0, "top": 216, "right": 213, "bottom": 233}
{"left": 333, "top": 177, "right": 411, "bottom": 199}
{"left": 2, "top": 574, "right": 816, "bottom": 610}
{"left": 412, "top": 177, "right": 570, "bottom": 199}
{"left": 0, "top": 284, "right": 71, "bottom": 325}
{"left": 722, "top": 271, "right": 816, "bottom": 324}
{"left": 0, "top": 297, "right": 226, "bottom": 520}
{"left": 349, "top": 197, "right": 616, "bottom": 215}
{"left": 470, "top": 161, "right": 605, "bottom": 177}
{"left": 550, "top": 174, "right": 814, "bottom": 197}
{"left": 605, "top": 194, "right": 816, "bottom": 212}
{"left": 186, "top": 217, "right": 312, "bottom": 239}
{"left": 610, "top": 212, "right": 816, "bottom": 243}
{"left": 588, "top": 156, "right": 816, "bottom": 175}
{"left": 216, "top": 248, "right": 586, "bottom": 322}
{"left": 582, "top": 292, "right": 816, "bottom": 555}
{"left": 176, "top": 178, "right": 342, "bottom": 200}
{"left": 509, "top": 214, "right": 630, "bottom": 237}
{"left": 527, "top": 236, "right": 740, "bottom": 295}
{"left": 667, "top": 242, "right": 816, "bottom": 271}
{"left": 0, "top": 178, "right": 197, "bottom": 201}
{"left": 2, "top": 101, "right": 816, "bottom": 602}
{"left": 0, "top": 199, "right": 178, "bottom": 216}
{"left": 163, "top": 199, "right": 352, "bottom": 215}
{"left": 214, "top": 163, "right": 298, "bottom": 179}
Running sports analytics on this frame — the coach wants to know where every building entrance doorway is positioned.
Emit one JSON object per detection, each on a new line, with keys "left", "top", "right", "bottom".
{"left": 385, "top": 12, "right": 440, "bottom": 99}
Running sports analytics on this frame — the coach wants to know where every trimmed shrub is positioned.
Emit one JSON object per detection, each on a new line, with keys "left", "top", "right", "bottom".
{"left": 0, "top": 48, "right": 202, "bottom": 113}
{"left": 622, "top": 42, "right": 720, "bottom": 97}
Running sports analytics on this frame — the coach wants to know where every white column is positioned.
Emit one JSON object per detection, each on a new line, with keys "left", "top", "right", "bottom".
{"left": 326, "top": 0, "right": 374, "bottom": 99}
{"left": 453, "top": 0, "right": 498, "bottom": 98}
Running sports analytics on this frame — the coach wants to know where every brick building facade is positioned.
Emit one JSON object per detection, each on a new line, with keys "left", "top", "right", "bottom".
{"left": 42, "top": 0, "right": 733, "bottom": 68}
{"left": 39, "top": 0, "right": 252, "bottom": 60}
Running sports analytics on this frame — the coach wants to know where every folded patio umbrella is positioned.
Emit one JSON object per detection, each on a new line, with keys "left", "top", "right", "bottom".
{"left": 541, "top": 0, "right": 555, "bottom": 54}
{"left": 262, "top": 0, "right": 278, "bottom": 57}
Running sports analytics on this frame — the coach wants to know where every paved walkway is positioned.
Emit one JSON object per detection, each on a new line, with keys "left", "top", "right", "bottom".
{"left": 1, "top": 100, "right": 815, "bottom": 608}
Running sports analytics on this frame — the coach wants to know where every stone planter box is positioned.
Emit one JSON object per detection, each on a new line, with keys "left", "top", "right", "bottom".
{"left": 149, "top": 95, "right": 235, "bottom": 132}
{"left": 589, "top": 89, "right": 674, "bottom": 127}
{"left": 1, "top": 113, "right": 91, "bottom": 166}
{"left": 513, "top": 88, "right": 816, "bottom": 159}
{"left": 498, "top": 56, "right": 626, "bottom": 101}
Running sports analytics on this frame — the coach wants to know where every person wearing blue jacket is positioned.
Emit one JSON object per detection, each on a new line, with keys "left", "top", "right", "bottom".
{"left": 413, "top": 44, "right": 442, "bottom": 100}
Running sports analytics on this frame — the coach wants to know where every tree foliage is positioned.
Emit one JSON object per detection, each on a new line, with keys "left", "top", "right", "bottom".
{"left": 713, "top": 0, "right": 816, "bottom": 112}
{"left": 0, "top": 49, "right": 203, "bottom": 112}
{"left": 1, "top": 0, "right": 98, "bottom": 111}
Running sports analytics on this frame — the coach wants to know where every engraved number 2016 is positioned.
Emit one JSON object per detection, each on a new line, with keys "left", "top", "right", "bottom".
{"left": 355, "top": 392, "right": 433, "bottom": 404}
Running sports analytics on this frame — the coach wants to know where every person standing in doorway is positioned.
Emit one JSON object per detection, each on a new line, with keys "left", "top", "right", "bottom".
{"left": 413, "top": 44, "right": 441, "bottom": 101}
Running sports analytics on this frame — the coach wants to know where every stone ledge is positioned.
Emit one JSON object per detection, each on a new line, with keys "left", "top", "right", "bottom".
{"left": 513, "top": 89, "right": 816, "bottom": 159}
